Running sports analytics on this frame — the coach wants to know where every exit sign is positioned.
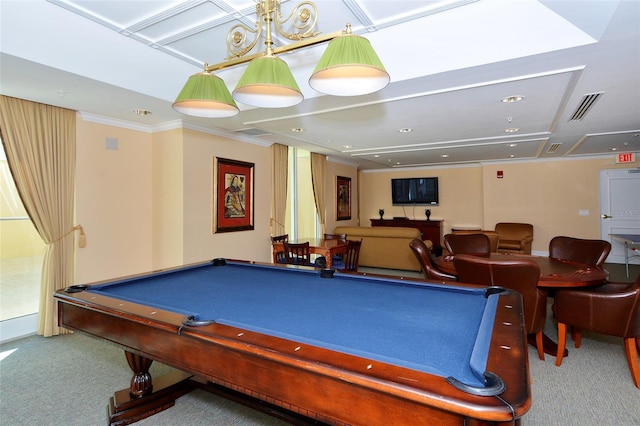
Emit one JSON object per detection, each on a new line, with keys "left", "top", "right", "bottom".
{"left": 615, "top": 152, "right": 636, "bottom": 163}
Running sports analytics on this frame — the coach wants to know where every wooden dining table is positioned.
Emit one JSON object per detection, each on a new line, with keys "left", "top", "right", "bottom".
{"left": 434, "top": 253, "right": 609, "bottom": 356}
{"left": 272, "top": 238, "right": 349, "bottom": 269}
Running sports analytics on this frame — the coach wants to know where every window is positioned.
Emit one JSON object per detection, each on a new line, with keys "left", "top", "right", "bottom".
{"left": 0, "top": 142, "right": 44, "bottom": 321}
{"left": 285, "top": 148, "right": 319, "bottom": 240}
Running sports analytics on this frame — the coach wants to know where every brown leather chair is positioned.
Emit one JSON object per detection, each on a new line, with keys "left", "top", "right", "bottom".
{"left": 548, "top": 236, "right": 611, "bottom": 268}
{"left": 409, "top": 239, "right": 458, "bottom": 282}
{"left": 452, "top": 230, "right": 499, "bottom": 253}
{"left": 283, "top": 241, "right": 312, "bottom": 266}
{"left": 453, "top": 254, "right": 547, "bottom": 360}
{"left": 443, "top": 233, "right": 491, "bottom": 256}
{"left": 270, "top": 234, "right": 288, "bottom": 263}
{"left": 554, "top": 276, "right": 640, "bottom": 388}
{"left": 495, "top": 222, "right": 534, "bottom": 254}
{"left": 339, "top": 239, "right": 363, "bottom": 272}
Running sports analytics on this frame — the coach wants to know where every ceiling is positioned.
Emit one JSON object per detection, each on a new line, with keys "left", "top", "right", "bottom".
{"left": 1, "top": 0, "right": 639, "bottom": 170}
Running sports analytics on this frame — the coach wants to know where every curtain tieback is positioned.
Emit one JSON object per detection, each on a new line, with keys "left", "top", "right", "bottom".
{"left": 50, "top": 225, "right": 86, "bottom": 248}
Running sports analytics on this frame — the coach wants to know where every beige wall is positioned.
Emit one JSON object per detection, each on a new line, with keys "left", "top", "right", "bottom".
{"left": 180, "top": 128, "right": 271, "bottom": 265}
{"left": 75, "top": 118, "right": 153, "bottom": 283}
{"left": 76, "top": 119, "right": 274, "bottom": 283}
{"left": 359, "top": 158, "right": 636, "bottom": 254}
{"left": 359, "top": 165, "right": 484, "bottom": 233}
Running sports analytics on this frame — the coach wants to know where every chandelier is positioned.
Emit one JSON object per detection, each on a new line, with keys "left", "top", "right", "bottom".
{"left": 172, "top": 0, "right": 390, "bottom": 118}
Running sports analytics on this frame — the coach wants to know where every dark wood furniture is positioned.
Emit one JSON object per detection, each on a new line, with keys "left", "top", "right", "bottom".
{"left": 55, "top": 260, "right": 531, "bottom": 426}
{"left": 272, "top": 238, "right": 348, "bottom": 269}
{"left": 371, "top": 218, "right": 443, "bottom": 254}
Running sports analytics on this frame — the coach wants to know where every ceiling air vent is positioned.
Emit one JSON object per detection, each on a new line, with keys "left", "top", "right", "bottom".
{"left": 569, "top": 92, "right": 604, "bottom": 121}
{"left": 546, "top": 143, "right": 562, "bottom": 153}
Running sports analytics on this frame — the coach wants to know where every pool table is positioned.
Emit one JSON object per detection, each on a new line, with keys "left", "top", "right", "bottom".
{"left": 55, "top": 260, "right": 531, "bottom": 425}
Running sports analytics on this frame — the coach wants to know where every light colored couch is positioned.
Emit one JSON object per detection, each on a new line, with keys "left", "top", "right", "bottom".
{"left": 334, "top": 226, "right": 429, "bottom": 271}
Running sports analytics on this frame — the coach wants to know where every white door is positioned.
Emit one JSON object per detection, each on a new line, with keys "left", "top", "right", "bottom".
{"left": 599, "top": 168, "right": 640, "bottom": 264}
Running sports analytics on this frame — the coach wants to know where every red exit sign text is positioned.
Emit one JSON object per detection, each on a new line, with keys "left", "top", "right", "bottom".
{"left": 615, "top": 152, "right": 636, "bottom": 163}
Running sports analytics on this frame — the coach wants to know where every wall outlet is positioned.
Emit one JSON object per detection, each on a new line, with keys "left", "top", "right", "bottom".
{"left": 579, "top": 209, "right": 589, "bottom": 216}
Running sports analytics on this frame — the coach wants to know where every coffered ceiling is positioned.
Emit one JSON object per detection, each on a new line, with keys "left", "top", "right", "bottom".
{"left": 1, "top": 0, "right": 638, "bottom": 169}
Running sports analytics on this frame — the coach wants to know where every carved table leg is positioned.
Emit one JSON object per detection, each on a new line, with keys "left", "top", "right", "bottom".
{"left": 108, "top": 351, "right": 194, "bottom": 425}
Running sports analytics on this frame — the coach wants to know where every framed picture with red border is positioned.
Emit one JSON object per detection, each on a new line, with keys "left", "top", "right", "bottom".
{"left": 336, "top": 176, "right": 351, "bottom": 220}
{"left": 213, "top": 157, "right": 254, "bottom": 233}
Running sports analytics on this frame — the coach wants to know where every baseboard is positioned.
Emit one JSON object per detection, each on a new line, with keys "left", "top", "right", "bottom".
{"left": 0, "top": 314, "right": 38, "bottom": 344}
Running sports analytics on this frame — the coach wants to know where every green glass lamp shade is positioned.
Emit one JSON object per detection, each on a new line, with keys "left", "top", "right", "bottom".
{"left": 173, "top": 72, "right": 239, "bottom": 118}
{"left": 309, "top": 34, "right": 390, "bottom": 96}
{"left": 233, "top": 55, "right": 303, "bottom": 108}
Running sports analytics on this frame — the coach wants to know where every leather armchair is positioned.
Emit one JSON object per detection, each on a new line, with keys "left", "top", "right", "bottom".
{"left": 548, "top": 236, "right": 611, "bottom": 268}
{"left": 443, "top": 233, "right": 491, "bottom": 256}
{"left": 495, "top": 222, "right": 534, "bottom": 254}
{"left": 554, "top": 276, "right": 640, "bottom": 388}
{"left": 409, "top": 239, "right": 458, "bottom": 282}
{"left": 453, "top": 254, "right": 547, "bottom": 360}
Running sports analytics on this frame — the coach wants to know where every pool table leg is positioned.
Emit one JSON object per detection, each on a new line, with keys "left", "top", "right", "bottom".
{"left": 108, "top": 351, "right": 195, "bottom": 425}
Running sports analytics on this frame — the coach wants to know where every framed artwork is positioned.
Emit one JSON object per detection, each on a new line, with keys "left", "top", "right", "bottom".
{"left": 213, "top": 157, "right": 254, "bottom": 233}
{"left": 336, "top": 176, "right": 351, "bottom": 221}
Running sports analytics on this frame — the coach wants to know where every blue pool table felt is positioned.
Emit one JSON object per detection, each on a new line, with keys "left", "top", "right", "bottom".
{"left": 89, "top": 261, "right": 498, "bottom": 389}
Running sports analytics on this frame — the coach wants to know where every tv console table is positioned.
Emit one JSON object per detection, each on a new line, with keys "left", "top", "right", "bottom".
{"left": 371, "top": 219, "right": 443, "bottom": 255}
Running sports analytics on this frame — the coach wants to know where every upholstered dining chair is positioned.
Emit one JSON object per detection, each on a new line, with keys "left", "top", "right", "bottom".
{"left": 443, "top": 233, "right": 491, "bottom": 256}
{"left": 548, "top": 236, "right": 611, "bottom": 268}
{"left": 453, "top": 254, "right": 547, "bottom": 360}
{"left": 554, "top": 275, "right": 640, "bottom": 388}
{"left": 283, "top": 241, "right": 312, "bottom": 266}
{"left": 409, "top": 239, "right": 458, "bottom": 282}
{"left": 339, "top": 239, "right": 363, "bottom": 272}
{"left": 270, "top": 234, "right": 289, "bottom": 264}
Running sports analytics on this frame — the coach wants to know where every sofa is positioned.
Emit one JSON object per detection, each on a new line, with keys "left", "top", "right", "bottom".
{"left": 334, "top": 226, "right": 428, "bottom": 271}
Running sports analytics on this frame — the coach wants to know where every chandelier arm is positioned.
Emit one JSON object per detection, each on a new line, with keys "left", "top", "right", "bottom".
{"left": 205, "top": 29, "right": 345, "bottom": 73}
{"left": 274, "top": 1, "right": 320, "bottom": 41}
{"left": 226, "top": 22, "right": 263, "bottom": 59}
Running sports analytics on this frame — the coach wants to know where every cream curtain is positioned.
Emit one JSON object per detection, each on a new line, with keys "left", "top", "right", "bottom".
{"left": 310, "top": 152, "right": 327, "bottom": 236}
{"left": 270, "top": 143, "right": 288, "bottom": 237}
{"left": 0, "top": 95, "right": 78, "bottom": 337}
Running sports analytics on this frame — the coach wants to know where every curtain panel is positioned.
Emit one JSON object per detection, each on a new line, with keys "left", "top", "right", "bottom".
{"left": 310, "top": 153, "right": 327, "bottom": 236}
{"left": 270, "top": 143, "right": 288, "bottom": 237}
{"left": 0, "top": 95, "right": 77, "bottom": 337}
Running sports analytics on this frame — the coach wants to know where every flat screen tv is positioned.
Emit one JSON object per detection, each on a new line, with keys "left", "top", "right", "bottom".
{"left": 391, "top": 177, "right": 439, "bottom": 205}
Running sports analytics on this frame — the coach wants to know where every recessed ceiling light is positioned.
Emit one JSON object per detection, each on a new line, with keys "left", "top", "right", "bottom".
{"left": 441, "top": 154, "right": 449, "bottom": 158}
{"left": 398, "top": 128, "right": 413, "bottom": 133}
{"left": 501, "top": 95, "right": 524, "bottom": 103}
{"left": 509, "top": 143, "right": 518, "bottom": 147}
{"left": 343, "top": 145, "right": 352, "bottom": 149}
{"left": 610, "top": 147, "right": 618, "bottom": 151}
{"left": 133, "top": 109, "right": 151, "bottom": 116}
{"left": 291, "top": 128, "right": 304, "bottom": 132}
{"left": 373, "top": 154, "right": 380, "bottom": 158}
{"left": 505, "top": 128, "right": 519, "bottom": 133}
{"left": 508, "top": 154, "right": 515, "bottom": 158}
